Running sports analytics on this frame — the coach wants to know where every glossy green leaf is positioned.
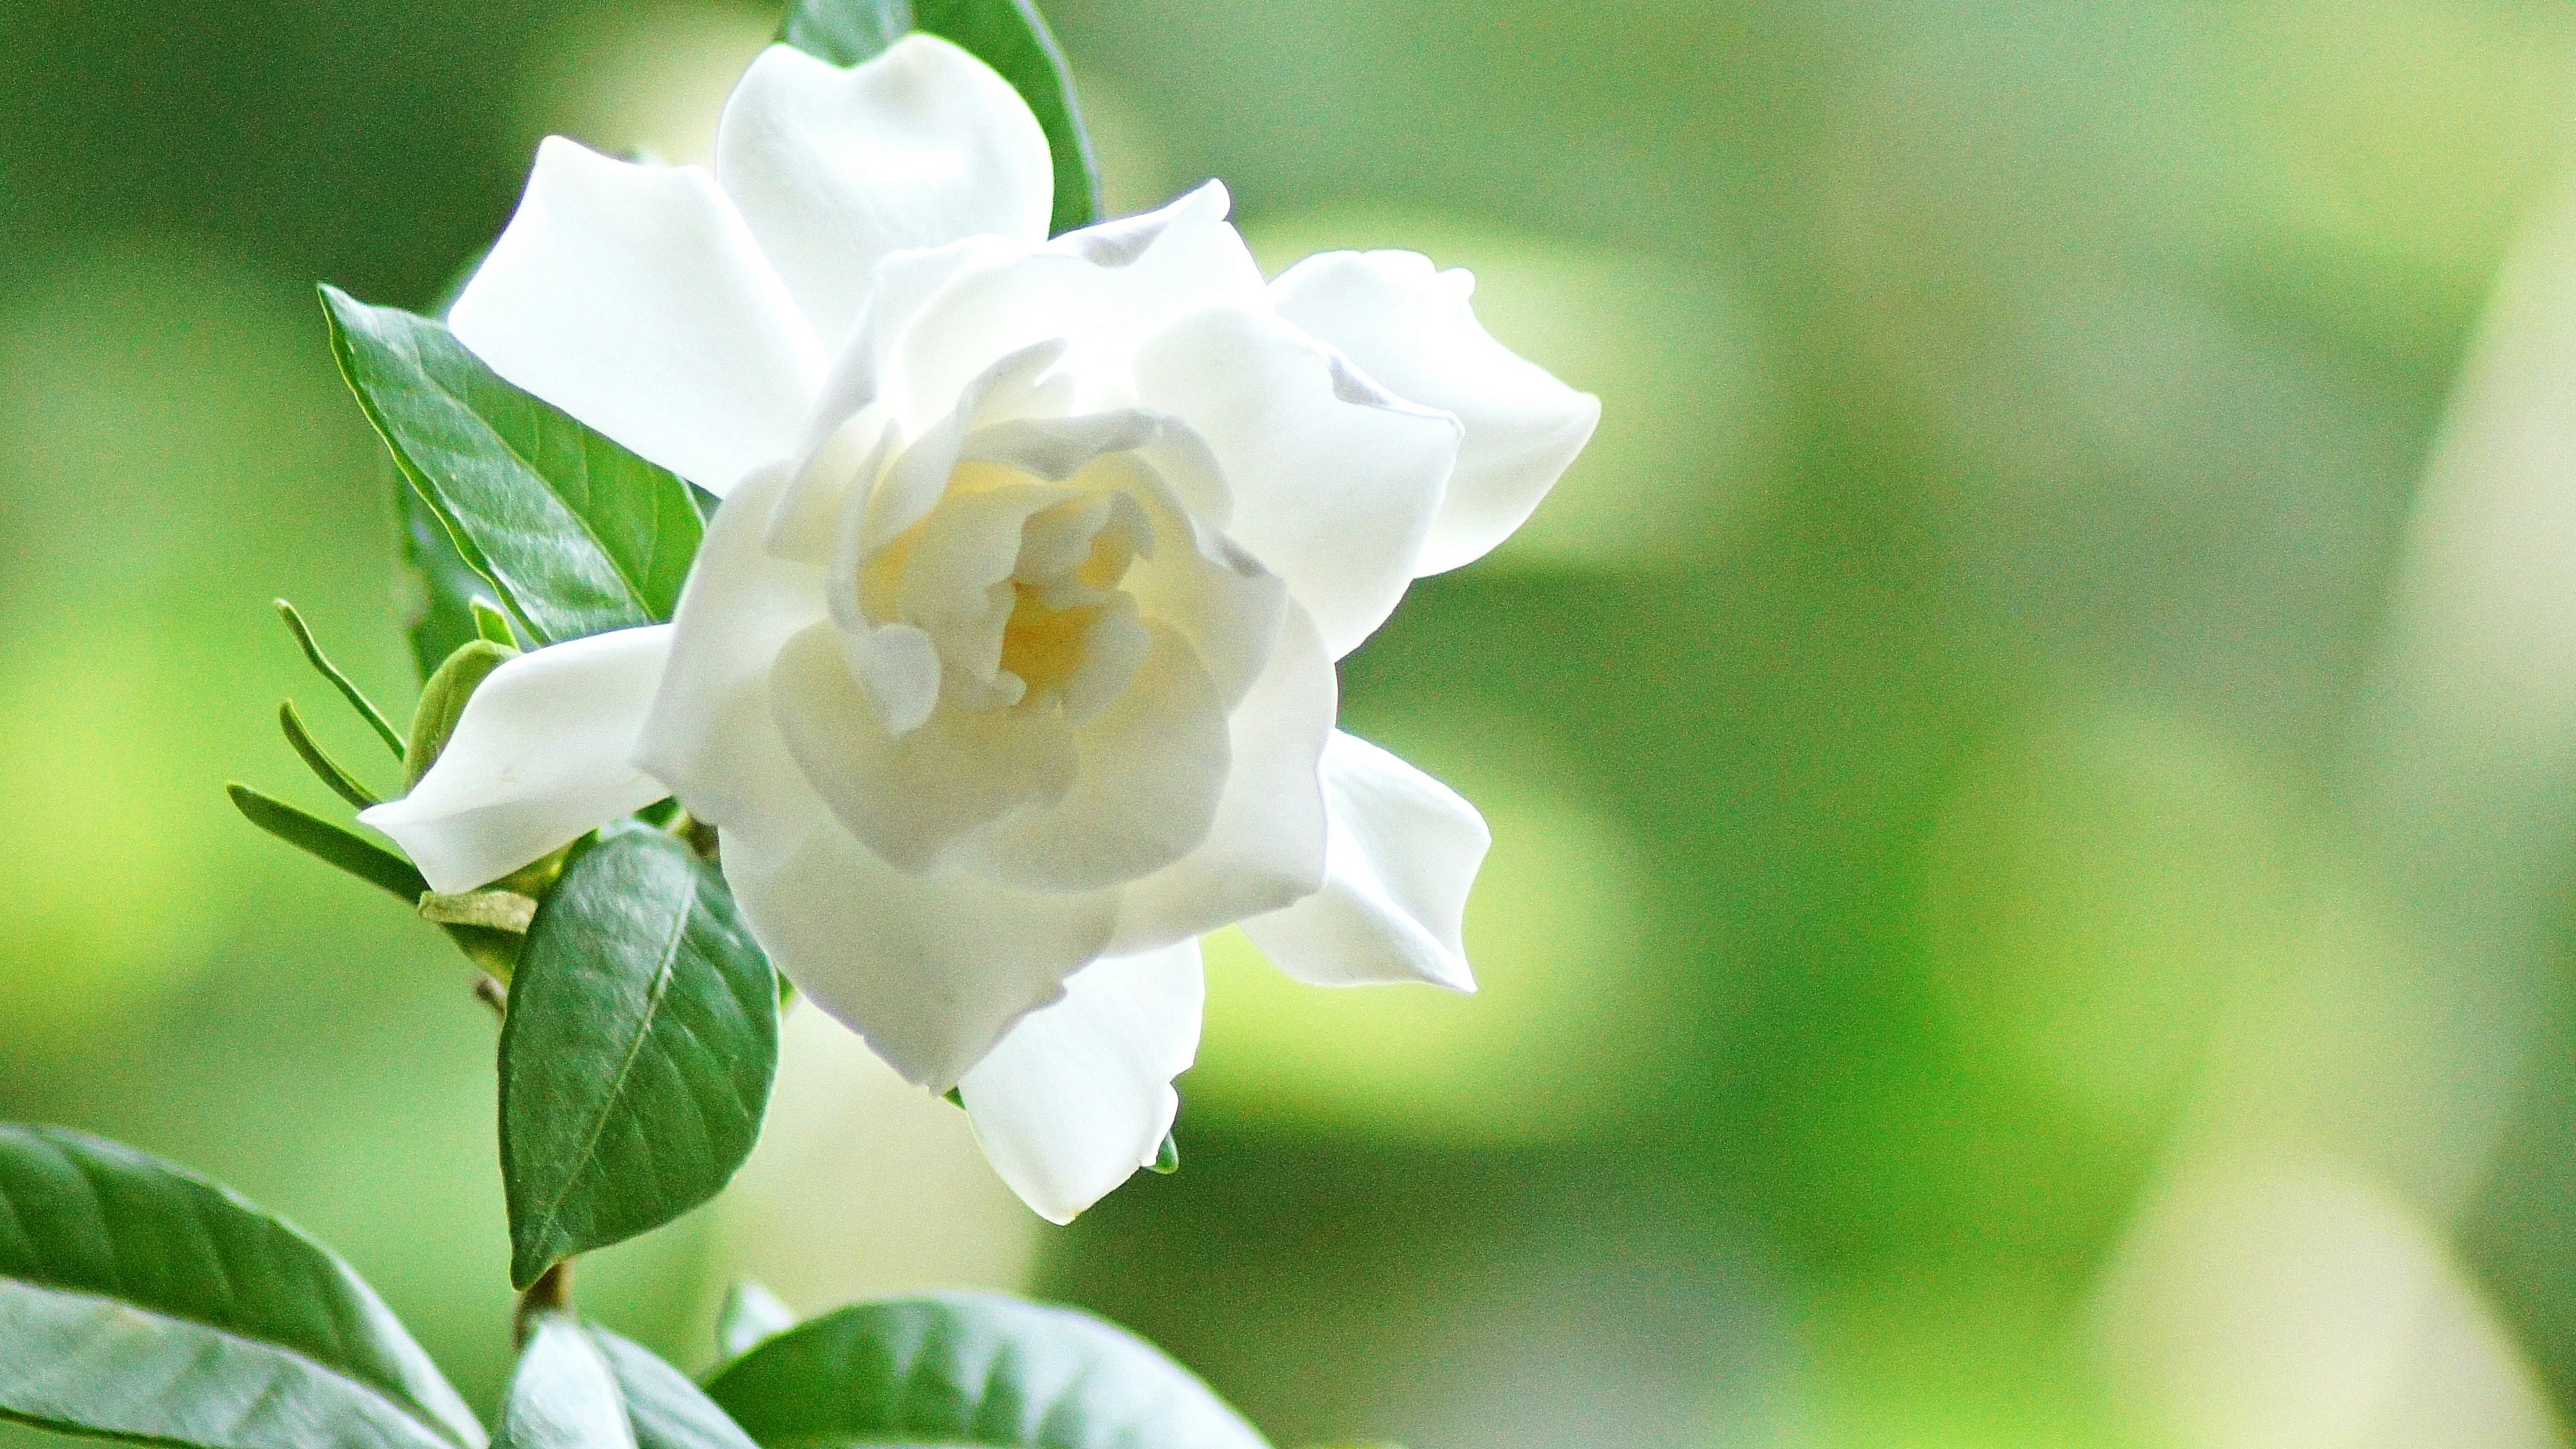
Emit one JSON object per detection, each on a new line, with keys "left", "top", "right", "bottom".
{"left": 280, "top": 699, "right": 383, "bottom": 809}
{"left": 321, "top": 286, "right": 705, "bottom": 646}
{"left": 704, "top": 1293, "right": 1269, "bottom": 1449}
{"left": 229, "top": 782, "right": 427, "bottom": 903}
{"left": 0, "top": 1124, "right": 486, "bottom": 1449}
{"left": 496, "top": 1318, "right": 634, "bottom": 1449}
{"left": 714, "top": 1283, "right": 797, "bottom": 1365}
{"left": 499, "top": 825, "right": 778, "bottom": 1287}
{"left": 408, "top": 638, "right": 517, "bottom": 788}
{"left": 277, "top": 598, "right": 407, "bottom": 757}
{"left": 776, "top": 0, "right": 1100, "bottom": 236}
{"left": 588, "top": 1327, "right": 759, "bottom": 1449}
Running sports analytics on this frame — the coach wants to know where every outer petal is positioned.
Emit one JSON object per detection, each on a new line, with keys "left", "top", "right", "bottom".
{"left": 1132, "top": 305, "right": 1462, "bottom": 658}
{"left": 1108, "top": 601, "right": 1334, "bottom": 953}
{"left": 957, "top": 938, "right": 1203, "bottom": 1224}
{"left": 360, "top": 626, "right": 675, "bottom": 894}
{"left": 879, "top": 182, "right": 1267, "bottom": 434}
{"left": 1271, "top": 250, "right": 1601, "bottom": 574}
{"left": 451, "top": 138, "right": 822, "bottom": 496}
{"left": 1238, "top": 731, "right": 1485, "bottom": 991}
{"left": 717, "top": 38, "right": 1052, "bottom": 352}
{"left": 635, "top": 464, "right": 826, "bottom": 833}
{"left": 720, "top": 792, "right": 1120, "bottom": 1091}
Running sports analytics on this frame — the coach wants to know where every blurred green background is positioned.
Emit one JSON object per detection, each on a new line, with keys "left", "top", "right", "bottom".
{"left": 9, "top": 0, "right": 2576, "bottom": 1443}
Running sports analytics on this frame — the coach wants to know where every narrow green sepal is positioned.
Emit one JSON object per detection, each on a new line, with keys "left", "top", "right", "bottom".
{"left": 471, "top": 598, "right": 520, "bottom": 648}
{"left": 276, "top": 599, "right": 405, "bottom": 757}
{"left": 408, "top": 637, "right": 517, "bottom": 788}
{"left": 419, "top": 890, "right": 539, "bottom": 934}
{"left": 278, "top": 700, "right": 380, "bottom": 809}
{"left": 227, "top": 783, "right": 425, "bottom": 903}
{"left": 1148, "top": 1131, "right": 1179, "bottom": 1175}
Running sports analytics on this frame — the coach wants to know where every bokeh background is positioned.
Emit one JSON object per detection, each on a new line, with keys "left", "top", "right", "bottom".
{"left": 8, "top": 0, "right": 2576, "bottom": 1443}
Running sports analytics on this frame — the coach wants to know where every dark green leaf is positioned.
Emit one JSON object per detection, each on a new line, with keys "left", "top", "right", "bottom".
{"left": 777, "top": 0, "right": 1101, "bottom": 236}
{"left": 277, "top": 598, "right": 407, "bottom": 757}
{"left": 499, "top": 826, "right": 778, "bottom": 1287}
{"left": 1148, "top": 1130, "right": 1179, "bottom": 1175}
{"left": 408, "top": 638, "right": 517, "bottom": 788}
{"left": 321, "top": 286, "right": 705, "bottom": 646}
{"left": 714, "top": 1283, "right": 797, "bottom": 1365}
{"left": 281, "top": 700, "right": 383, "bottom": 808}
{"left": 587, "top": 1327, "right": 758, "bottom": 1449}
{"left": 496, "top": 1318, "right": 635, "bottom": 1449}
{"left": 0, "top": 1124, "right": 486, "bottom": 1449}
{"left": 229, "top": 782, "right": 427, "bottom": 902}
{"left": 704, "top": 1293, "right": 1269, "bottom": 1449}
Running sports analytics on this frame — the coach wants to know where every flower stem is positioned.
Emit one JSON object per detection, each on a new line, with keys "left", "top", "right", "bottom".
{"left": 514, "top": 1260, "right": 573, "bottom": 1345}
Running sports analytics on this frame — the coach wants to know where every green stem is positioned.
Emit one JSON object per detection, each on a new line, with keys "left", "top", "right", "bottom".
{"left": 513, "top": 1259, "right": 573, "bottom": 1346}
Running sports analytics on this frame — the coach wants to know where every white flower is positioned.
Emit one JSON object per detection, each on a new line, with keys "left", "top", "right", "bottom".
{"left": 360, "top": 36, "right": 1597, "bottom": 1222}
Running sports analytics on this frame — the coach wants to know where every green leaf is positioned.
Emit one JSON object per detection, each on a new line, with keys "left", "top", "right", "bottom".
{"left": 499, "top": 825, "right": 778, "bottom": 1287}
{"left": 0, "top": 1124, "right": 486, "bottom": 1449}
{"left": 320, "top": 286, "right": 706, "bottom": 647}
{"left": 777, "top": 0, "right": 906, "bottom": 63}
{"left": 397, "top": 463, "right": 508, "bottom": 682}
{"left": 277, "top": 598, "right": 407, "bottom": 757}
{"left": 408, "top": 638, "right": 517, "bottom": 788}
{"left": 496, "top": 1318, "right": 635, "bottom": 1449}
{"left": 280, "top": 699, "right": 384, "bottom": 808}
{"left": 228, "top": 782, "right": 427, "bottom": 903}
{"left": 703, "top": 1293, "right": 1269, "bottom": 1449}
{"left": 777, "top": 0, "right": 1101, "bottom": 236}
{"left": 1148, "top": 1130, "right": 1179, "bottom": 1175}
{"left": 587, "top": 1327, "right": 759, "bottom": 1449}
{"left": 714, "top": 1282, "right": 797, "bottom": 1364}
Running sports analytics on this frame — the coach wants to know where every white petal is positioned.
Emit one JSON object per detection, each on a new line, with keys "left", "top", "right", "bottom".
{"left": 770, "top": 619, "right": 1079, "bottom": 873}
{"left": 949, "top": 623, "right": 1232, "bottom": 892}
{"left": 1271, "top": 250, "right": 1601, "bottom": 574}
{"left": 1238, "top": 731, "right": 1485, "bottom": 991}
{"left": 360, "top": 626, "right": 675, "bottom": 894}
{"left": 958, "top": 938, "right": 1203, "bottom": 1224}
{"left": 1132, "top": 305, "right": 1462, "bottom": 658}
{"left": 451, "top": 137, "right": 822, "bottom": 496}
{"left": 635, "top": 465, "right": 826, "bottom": 838}
{"left": 720, "top": 790, "right": 1120, "bottom": 1090}
{"left": 716, "top": 38, "right": 1051, "bottom": 351}
{"left": 879, "top": 182, "right": 1266, "bottom": 435}
{"left": 1108, "top": 600, "right": 1334, "bottom": 953}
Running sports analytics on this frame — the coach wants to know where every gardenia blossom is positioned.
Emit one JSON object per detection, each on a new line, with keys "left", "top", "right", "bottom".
{"left": 361, "top": 35, "right": 1597, "bottom": 1222}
